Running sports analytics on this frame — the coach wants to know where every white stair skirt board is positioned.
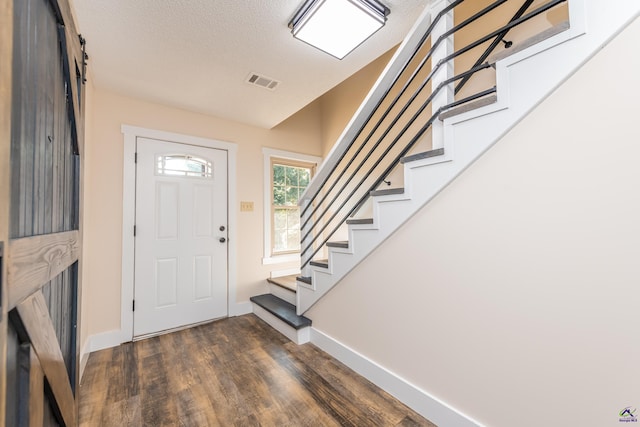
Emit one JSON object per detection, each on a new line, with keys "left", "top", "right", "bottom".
{"left": 267, "top": 282, "right": 297, "bottom": 305}
{"left": 297, "top": 0, "right": 640, "bottom": 315}
{"left": 311, "top": 328, "right": 484, "bottom": 427}
{"left": 79, "top": 340, "right": 91, "bottom": 382}
{"left": 252, "top": 304, "right": 310, "bottom": 345}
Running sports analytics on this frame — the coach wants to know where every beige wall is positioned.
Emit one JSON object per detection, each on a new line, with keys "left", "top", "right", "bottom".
{"left": 319, "top": 48, "right": 396, "bottom": 156}
{"left": 83, "top": 87, "right": 323, "bottom": 337}
{"left": 455, "top": 0, "right": 569, "bottom": 100}
{"left": 81, "top": 37, "right": 407, "bottom": 341}
{"left": 308, "top": 17, "right": 640, "bottom": 427}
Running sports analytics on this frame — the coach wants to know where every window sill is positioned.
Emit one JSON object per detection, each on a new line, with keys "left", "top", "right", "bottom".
{"left": 262, "top": 254, "right": 300, "bottom": 265}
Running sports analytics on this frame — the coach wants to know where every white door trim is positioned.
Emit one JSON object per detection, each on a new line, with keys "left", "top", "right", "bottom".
{"left": 120, "top": 125, "right": 239, "bottom": 343}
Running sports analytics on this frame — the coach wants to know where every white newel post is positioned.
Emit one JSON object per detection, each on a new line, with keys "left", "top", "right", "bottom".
{"left": 429, "top": 0, "right": 454, "bottom": 150}
{"left": 299, "top": 198, "right": 313, "bottom": 278}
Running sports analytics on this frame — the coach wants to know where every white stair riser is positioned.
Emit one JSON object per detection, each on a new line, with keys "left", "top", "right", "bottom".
{"left": 267, "top": 283, "right": 296, "bottom": 305}
{"left": 252, "top": 303, "right": 310, "bottom": 345}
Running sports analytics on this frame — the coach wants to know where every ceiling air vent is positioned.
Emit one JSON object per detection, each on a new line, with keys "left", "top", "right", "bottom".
{"left": 246, "top": 73, "right": 280, "bottom": 91}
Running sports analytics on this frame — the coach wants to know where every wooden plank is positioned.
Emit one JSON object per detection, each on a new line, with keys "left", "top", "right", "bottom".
{"left": 29, "top": 346, "right": 45, "bottom": 427}
{"left": 0, "top": 0, "right": 14, "bottom": 422}
{"left": 47, "top": 0, "right": 84, "bottom": 156}
{"left": 11, "top": 0, "right": 32, "bottom": 238}
{"left": 44, "top": 6, "right": 56, "bottom": 236}
{"left": 43, "top": 266, "right": 77, "bottom": 388}
{"left": 57, "top": 27, "right": 81, "bottom": 155}
{"left": 22, "top": 0, "right": 35, "bottom": 237}
{"left": 17, "top": 291, "right": 76, "bottom": 427}
{"left": 7, "top": 230, "right": 80, "bottom": 309}
{"left": 48, "top": 0, "right": 84, "bottom": 64}
{"left": 59, "top": 0, "right": 86, "bottom": 156}
{"left": 34, "top": 0, "right": 48, "bottom": 236}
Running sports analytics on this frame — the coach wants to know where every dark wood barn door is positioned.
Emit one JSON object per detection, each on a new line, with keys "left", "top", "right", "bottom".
{"left": 0, "top": 0, "right": 86, "bottom": 425}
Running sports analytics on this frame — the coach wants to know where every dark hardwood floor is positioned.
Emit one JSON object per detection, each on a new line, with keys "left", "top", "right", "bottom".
{"left": 79, "top": 314, "right": 436, "bottom": 426}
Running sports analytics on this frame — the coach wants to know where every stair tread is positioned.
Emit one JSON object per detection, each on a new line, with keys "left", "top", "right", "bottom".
{"left": 370, "top": 187, "right": 405, "bottom": 197}
{"left": 346, "top": 218, "right": 374, "bottom": 225}
{"left": 439, "top": 94, "right": 497, "bottom": 120}
{"left": 489, "top": 20, "right": 570, "bottom": 65}
{"left": 296, "top": 276, "right": 312, "bottom": 285}
{"left": 250, "top": 294, "right": 311, "bottom": 329}
{"left": 400, "top": 147, "right": 445, "bottom": 164}
{"left": 327, "top": 241, "right": 349, "bottom": 248}
{"left": 266, "top": 275, "right": 297, "bottom": 292}
{"left": 310, "top": 259, "right": 328, "bottom": 268}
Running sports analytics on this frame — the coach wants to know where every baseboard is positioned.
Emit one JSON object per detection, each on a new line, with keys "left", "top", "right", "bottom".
{"left": 229, "top": 301, "right": 253, "bottom": 316}
{"left": 310, "top": 328, "right": 484, "bottom": 427}
{"left": 86, "top": 305, "right": 251, "bottom": 359}
{"left": 89, "top": 329, "right": 124, "bottom": 353}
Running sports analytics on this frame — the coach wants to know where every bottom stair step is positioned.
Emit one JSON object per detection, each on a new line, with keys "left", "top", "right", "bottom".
{"left": 266, "top": 275, "right": 297, "bottom": 305}
{"left": 251, "top": 294, "right": 311, "bottom": 344}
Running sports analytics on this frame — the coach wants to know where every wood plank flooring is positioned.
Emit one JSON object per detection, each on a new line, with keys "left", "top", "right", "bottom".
{"left": 79, "top": 314, "right": 436, "bottom": 427}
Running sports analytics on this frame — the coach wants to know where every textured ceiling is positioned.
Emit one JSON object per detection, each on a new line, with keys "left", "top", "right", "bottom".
{"left": 71, "top": 0, "right": 430, "bottom": 128}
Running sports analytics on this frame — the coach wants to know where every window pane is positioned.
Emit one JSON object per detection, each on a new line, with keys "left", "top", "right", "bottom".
{"left": 273, "top": 186, "right": 285, "bottom": 206}
{"left": 285, "top": 187, "right": 299, "bottom": 206}
{"left": 287, "top": 208, "right": 300, "bottom": 229}
{"left": 157, "top": 155, "right": 212, "bottom": 178}
{"left": 274, "top": 208, "right": 287, "bottom": 230}
{"left": 273, "top": 165, "right": 285, "bottom": 186}
{"left": 273, "top": 228, "right": 287, "bottom": 252}
{"left": 285, "top": 166, "right": 298, "bottom": 186}
{"left": 299, "top": 169, "right": 310, "bottom": 187}
{"left": 287, "top": 229, "right": 301, "bottom": 251}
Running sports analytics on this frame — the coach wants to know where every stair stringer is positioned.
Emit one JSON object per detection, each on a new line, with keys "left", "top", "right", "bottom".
{"left": 297, "top": 0, "right": 640, "bottom": 315}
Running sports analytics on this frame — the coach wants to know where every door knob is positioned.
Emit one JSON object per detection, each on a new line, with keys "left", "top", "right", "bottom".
{"left": 219, "top": 237, "right": 226, "bottom": 243}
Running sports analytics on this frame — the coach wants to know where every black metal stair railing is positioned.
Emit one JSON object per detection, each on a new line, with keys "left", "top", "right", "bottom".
{"left": 300, "top": 0, "right": 568, "bottom": 271}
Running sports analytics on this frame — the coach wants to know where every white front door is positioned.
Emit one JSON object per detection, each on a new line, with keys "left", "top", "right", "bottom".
{"left": 134, "top": 137, "right": 228, "bottom": 338}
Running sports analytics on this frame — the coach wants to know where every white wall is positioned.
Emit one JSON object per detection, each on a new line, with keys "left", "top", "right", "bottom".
{"left": 308, "top": 17, "right": 640, "bottom": 427}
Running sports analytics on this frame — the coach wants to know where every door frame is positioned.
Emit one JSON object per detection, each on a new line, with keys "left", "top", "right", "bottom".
{"left": 120, "top": 125, "right": 238, "bottom": 343}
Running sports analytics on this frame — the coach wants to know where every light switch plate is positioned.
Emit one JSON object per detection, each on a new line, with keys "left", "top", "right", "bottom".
{"left": 240, "top": 201, "right": 254, "bottom": 212}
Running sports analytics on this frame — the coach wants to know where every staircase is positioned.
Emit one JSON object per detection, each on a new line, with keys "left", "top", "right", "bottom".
{"left": 253, "top": 0, "right": 640, "bottom": 335}
{"left": 250, "top": 275, "right": 312, "bottom": 343}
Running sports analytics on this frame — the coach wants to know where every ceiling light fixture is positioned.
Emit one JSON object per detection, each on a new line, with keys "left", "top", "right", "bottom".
{"left": 289, "top": 0, "right": 390, "bottom": 60}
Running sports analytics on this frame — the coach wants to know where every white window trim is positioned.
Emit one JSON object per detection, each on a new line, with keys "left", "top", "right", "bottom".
{"left": 262, "top": 147, "right": 322, "bottom": 265}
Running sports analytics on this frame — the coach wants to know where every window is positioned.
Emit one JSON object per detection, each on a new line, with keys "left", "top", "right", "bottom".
{"left": 263, "top": 148, "right": 322, "bottom": 264}
{"left": 156, "top": 154, "right": 212, "bottom": 178}
{"left": 272, "top": 160, "right": 313, "bottom": 254}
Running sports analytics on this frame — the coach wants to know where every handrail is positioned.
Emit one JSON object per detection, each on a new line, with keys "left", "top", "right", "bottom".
{"left": 455, "top": 0, "right": 534, "bottom": 94}
{"left": 300, "top": 0, "right": 466, "bottom": 218}
{"left": 301, "top": 0, "right": 509, "bottom": 229}
{"left": 301, "top": 84, "right": 497, "bottom": 266}
{"left": 300, "top": 61, "right": 492, "bottom": 247}
{"left": 300, "top": 0, "right": 568, "bottom": 270}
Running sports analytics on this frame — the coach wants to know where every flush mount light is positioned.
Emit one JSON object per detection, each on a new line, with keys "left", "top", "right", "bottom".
{"left": 289, "top": 0, "right": 390, "bottom": 60}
